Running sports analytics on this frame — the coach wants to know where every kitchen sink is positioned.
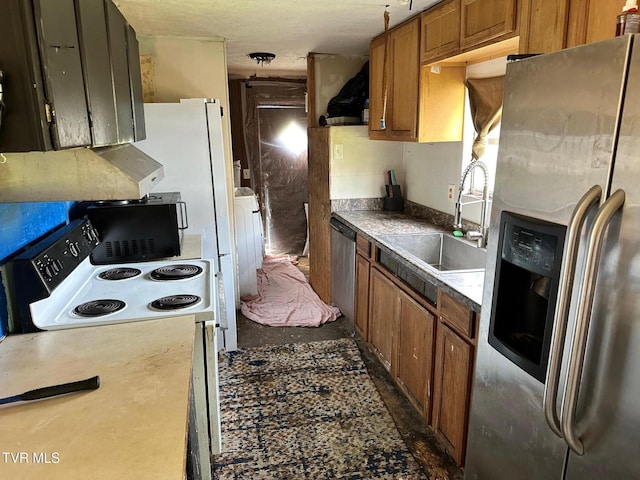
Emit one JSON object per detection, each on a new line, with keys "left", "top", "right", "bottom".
{"left": 377, "top": 232, "right": 487, "bottom": 272}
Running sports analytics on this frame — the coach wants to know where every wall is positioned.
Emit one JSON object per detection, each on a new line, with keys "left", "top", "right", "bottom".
{"left": 137, "top": 34, "right": 239, "bottom": 301}
{"left": 330, "top": 126, "right": 403, "bottom": 199}
{"left": 137, "top": 35, "right": 234, "bottom": 177}
{"left": 312, "top": 54, "right": 368, "bottom": 126}
{"left": 403, "top": 57, "right": 507, "bottom": 224}
{"left": 403, "top": 141, "right": 464, "bottom": 215}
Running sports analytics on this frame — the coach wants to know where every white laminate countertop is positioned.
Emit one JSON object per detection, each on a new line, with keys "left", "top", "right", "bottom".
{"left": 0, "top": 316, "right": 195, "bottom": 479}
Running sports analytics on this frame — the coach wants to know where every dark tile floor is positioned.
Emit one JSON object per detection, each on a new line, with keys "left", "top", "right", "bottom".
{"left": 235, "top": 256, "right": 464, "bottom": 479}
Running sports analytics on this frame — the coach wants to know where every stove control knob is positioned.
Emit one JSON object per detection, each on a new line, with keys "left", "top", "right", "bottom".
{"left": 51, "top": 259, "right": 62, "bottom": 274}
{"left": 42, "top": 262, "right": 54, "bottom": 281}
{"left": 89, "top": 227, "right": 100, "bottom": 243}
{"left": 69, "top": 242, "right": 79, "bottom": 257}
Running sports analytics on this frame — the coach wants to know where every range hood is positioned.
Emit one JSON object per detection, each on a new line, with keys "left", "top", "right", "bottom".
{"left": 0, "top": 144, "right": 164, "bottom": 202}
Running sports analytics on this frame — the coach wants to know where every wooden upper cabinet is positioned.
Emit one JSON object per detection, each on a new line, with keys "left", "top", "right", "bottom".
{"left": 460, "top": 0, "right": 518, "bottom": 49}
{"left": 369, "top": 18, "right": 420, "bottom": 141}
{"left": 520, "top": 0, "right": 619, "bottom": 55}
{"left": 421, "top": 0, "right": 461, "bottom": 64}
{"left": 519, "top": 0, "right": 570, "bottom": 54}
{"left": 566, "top": 0, "right": 619, "bottom": 48}
{"left": 368, "top": 35, "right": 386, "bottom": 135}
{"left": 388, "top": 18, "right": 420, "bottom": 140}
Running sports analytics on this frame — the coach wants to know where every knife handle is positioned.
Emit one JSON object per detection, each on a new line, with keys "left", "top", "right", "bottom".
{"left": 20, "top": 376, "right": 100, "bottom": 402}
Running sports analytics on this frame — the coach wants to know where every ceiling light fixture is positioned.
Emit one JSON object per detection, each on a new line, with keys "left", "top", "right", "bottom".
{"left": 249, "top": 52, "right": 276, "bottom": 66}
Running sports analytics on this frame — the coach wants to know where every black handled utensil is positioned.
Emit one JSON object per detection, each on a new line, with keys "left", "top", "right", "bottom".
{"left": 0, "top": 375, "right": 100, "bottom": 405}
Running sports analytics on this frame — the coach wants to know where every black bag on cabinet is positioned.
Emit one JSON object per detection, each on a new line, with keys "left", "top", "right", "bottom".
{"left": 326, "top": 61, "right": 369, "bottom": 118}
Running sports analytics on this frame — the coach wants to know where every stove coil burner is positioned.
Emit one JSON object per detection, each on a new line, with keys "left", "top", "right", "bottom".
{"left": 149, "top": 264, "right": 203, "bottom": 281}
{"left": 74, "top": 299, "right": 126, "bottom": 317}
{"left": 98, "top": 267, "right": 142, "bottom": 281}
{"left": 150, "top": 295, "right": 201, "bottom": 311}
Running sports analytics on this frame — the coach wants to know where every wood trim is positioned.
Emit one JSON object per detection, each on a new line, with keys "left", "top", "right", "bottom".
{"left": 307, "top": 127, "right": 331, "bottom": 303}
{"left": 227, "top": 79, "right": 249, "bottom": 187}
{"left": 355, "top": 253, "right": 371, "bottom": 340}
{"left": 306, "top": 52, "right": 316, "bottom": 128}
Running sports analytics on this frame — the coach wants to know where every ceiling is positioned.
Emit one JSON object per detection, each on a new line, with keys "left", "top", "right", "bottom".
{"left": 115, "top": 0, "right": 441, "bottom": 76}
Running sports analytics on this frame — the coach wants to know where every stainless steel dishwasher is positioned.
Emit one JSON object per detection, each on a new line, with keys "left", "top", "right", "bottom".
{"left": 330, "top": 217, "right": 356, "bottom": 328}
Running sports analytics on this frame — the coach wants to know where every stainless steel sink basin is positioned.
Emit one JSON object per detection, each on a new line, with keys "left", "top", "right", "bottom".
{"left": 377, "top": 233, "right": 487, "bottom": 272}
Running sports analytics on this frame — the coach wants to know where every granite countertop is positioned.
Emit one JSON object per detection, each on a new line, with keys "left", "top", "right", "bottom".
{"left": 0, "top": 317, "right": 195, "bottom": 479}
{"left": 334, "top": 210, "right": 485, "bottom": 312}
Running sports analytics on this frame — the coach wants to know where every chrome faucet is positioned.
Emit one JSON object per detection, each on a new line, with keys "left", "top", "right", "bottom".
{"left": 453, "top": 160, "right": 490, "bottom": 248}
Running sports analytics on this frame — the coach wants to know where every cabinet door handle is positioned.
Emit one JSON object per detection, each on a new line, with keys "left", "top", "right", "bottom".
{"left": 544, "top": 185, "right": 601, "bottom": 438}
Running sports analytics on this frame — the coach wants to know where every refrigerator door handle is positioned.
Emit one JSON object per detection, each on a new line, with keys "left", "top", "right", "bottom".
{"left": 560, "top": 189, "right": 626, "bottom": 455}
{"left": 544, "top": 185, "right": 602, "bottom": 438}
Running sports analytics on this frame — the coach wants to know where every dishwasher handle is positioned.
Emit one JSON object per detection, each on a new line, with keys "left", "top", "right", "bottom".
{"left": 329, "top": 217, "right": 357, "bottom": 242}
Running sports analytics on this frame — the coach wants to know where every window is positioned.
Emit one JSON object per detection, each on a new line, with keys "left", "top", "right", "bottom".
{"left": 460, "top": 62, "right": 507, "bottom": 196}
{"left": 460, "top": 95, "right": 499, "bottom": 196}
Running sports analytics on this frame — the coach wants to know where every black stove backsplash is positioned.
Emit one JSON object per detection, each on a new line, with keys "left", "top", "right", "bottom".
{"left": 5, "top": 219, "right": 100, "bottom": 333}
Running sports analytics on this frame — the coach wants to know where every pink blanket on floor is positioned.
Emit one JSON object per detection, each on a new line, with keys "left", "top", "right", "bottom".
{"left": 240, "top": 255, "right": 341, "bottom": 327}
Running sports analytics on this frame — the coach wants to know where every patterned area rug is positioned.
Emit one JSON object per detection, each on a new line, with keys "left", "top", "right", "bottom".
{"left": 213, "top": 338, "right": 427, "bottom": 479}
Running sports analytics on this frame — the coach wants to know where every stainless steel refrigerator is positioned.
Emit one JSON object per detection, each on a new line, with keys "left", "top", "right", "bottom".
{"left": 465, "top": 35, "right": 640, "bottom": 479}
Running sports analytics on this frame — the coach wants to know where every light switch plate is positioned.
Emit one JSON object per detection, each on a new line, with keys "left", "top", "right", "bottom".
{"left": 333, "top": 143, "right": 344, "bottom": 160}
{"left": 243, "top": 168, "right": 250, "bottom": 180}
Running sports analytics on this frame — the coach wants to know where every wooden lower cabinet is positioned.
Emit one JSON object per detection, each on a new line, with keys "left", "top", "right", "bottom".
{"left": 364, "top": 260, "right": 478, "bottom": 467}
{"left": 368, "top": 268, "right": 398, "bottom": 372}
{"left": 355, "top": 252, "right": 371, "bottom": 340}
{"left": 395, "top": 290, "right": 436, "bottom": 420}
{"left": 431, "top": 321, "right": 474, "bottom": 466}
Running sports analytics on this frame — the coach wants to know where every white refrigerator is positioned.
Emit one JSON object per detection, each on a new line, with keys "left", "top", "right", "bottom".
{"left": 135, "top": 98, "right": 238, "bottom": 352}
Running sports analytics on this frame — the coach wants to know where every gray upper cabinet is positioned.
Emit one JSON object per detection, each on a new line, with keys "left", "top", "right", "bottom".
{"left": 105, "top": 0, "right": 134, "bottom": 144}
{"left": 34, "top": 0, "right": 92, "bottom": 149}
{"left": 126, "top": 24, "right": 146, "bottom": 142}
{"left": 76, "top": 0, "right": 119, "bottom": 147}
{"left": 0, "top": 0, "right": 145, "bottom": 152}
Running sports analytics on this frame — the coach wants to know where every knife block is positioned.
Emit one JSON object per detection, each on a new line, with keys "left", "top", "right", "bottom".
{"left": 384, "top": 185, "right": 404, "bottom": 211}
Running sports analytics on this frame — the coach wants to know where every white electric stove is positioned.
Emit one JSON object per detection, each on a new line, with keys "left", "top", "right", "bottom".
{"left": 30, "top": 258, "right": 214, "bottom": 330}
{"left": 4, "top": 219, "right": 220, "bottom": 478}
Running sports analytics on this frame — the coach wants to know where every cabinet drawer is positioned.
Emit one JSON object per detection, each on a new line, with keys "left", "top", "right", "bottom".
{"left": 439, "top": 290, "right": 474, "bottom": 338}
{"left": 356, "top": 234, "right": 371, "bottom": 257}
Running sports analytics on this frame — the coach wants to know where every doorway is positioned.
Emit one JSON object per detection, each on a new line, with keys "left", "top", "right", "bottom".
{"left": 240, "top": 80, "right": 308, "bottom": 256}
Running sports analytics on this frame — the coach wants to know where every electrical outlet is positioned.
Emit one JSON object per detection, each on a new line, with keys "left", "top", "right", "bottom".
{"left": 243, "top": 168, "right": 250, "bottom": 180}
{"left": 333, "top": 143, "right": 344, "bottom": 160}
{"left": 447, "top": 184, "right": 455, "bottom": 202}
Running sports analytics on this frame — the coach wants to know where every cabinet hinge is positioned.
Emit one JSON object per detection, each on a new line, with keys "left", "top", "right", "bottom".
{"left": 44, "top": 103, "right": 53, "bottom": 124}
